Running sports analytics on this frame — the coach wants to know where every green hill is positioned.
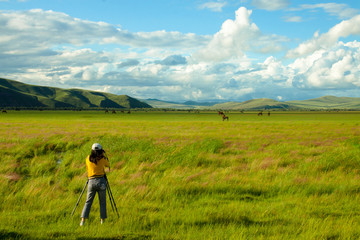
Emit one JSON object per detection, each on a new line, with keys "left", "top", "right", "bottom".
{"left": 210, "top": 96, "right": 360, "bottom": 110}
{"left": 0, "top": 78, "right": 152, "bottom": 109}
{"left": 287, "top": 96, "right": 360, "bottom": 110}
{"left": 211, "top": 98, "right": 296, "bottom": 110}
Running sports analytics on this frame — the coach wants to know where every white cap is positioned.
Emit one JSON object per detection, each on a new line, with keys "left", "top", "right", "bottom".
{"left": 92, "top": 143, "right": 102, "bottom": 150}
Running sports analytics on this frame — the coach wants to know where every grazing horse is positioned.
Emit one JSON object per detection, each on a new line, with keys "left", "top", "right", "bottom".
{"left": 2, "top": 110, "right": 7, "bottom": 113}
{"left": 257, "top": 112, "right": 263, "bottom": 116}
{"left": 218, "top": 111, "right": 224, "bottom": 115}
{"left": 222, "top": 114, "right": 229, "bottom": 121}
{"left": 112, "top": 110, "right": 116, "bottom": 114}
{"left": 105, "top": 109, "right": 109, "bottom": 114}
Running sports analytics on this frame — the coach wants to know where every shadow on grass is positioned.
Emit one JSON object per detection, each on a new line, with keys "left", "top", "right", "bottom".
{"left": 76, "top": 233, "right": 152, "bottom": 240}
{"left": 175, "top": 185, "right": 271, "bottom": 197}
{"left": 0, "top": 229, "right": 151, "bottom": 240}
{"left": 0, "top": 230, "right": 29, "bottom": 240}
{"left": 191, "top": 215, "right": 288, "bottom": 228}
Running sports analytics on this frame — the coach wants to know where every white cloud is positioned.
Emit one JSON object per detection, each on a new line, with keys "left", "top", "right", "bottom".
{"left": 0, "top": 9, "right": 210, "bottom": 54}
{"left": 300, "top": 3, "right": 359, "bottom": 20}
{"left": 1, "top": 7, "right": 360, "bottom": 102}
{"left": 193, "top": 7, "right": 286, "bottom": 62}
{"left": 259, "top": 56, "right": 287, "bottom": 81}
{"left": 216, "top": 87, "right": 254, "bottom": 100}
{"left": 193, "top": 7, "right": 259, "bottom": 61}
{"left": 199, "top": 1, "right": 227, "bottom": 12}
{"left": 286, "top": 14, "right": 360, "bottom": 58}
{"left": 284, "top": 16, "right": 302, "bottom": 22}
{"left": 251, "top": 0, "right": 289, "bottom": 11}
{"left": 290, "top": 41, "right": 360, "bottom": 89}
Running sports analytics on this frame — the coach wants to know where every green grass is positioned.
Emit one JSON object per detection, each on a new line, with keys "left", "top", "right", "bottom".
{"left": 0, "top": 110, "right": 360, "bottom": 239}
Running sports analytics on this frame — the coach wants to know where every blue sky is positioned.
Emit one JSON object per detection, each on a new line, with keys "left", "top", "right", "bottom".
{"left": 1, "top": 0, "right": 360, "bottom": 102}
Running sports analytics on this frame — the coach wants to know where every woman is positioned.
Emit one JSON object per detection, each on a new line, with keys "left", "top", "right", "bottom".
{"left": 80, "top": 143, "right": 110, "bottom": 226}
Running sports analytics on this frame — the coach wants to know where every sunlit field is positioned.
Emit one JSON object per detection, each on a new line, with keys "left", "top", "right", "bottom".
{"left": 0, "top": 110, "right": 360, "bottom": 239}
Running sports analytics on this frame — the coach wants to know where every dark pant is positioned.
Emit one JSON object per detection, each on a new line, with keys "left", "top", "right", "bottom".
{"left": 81, "top": 177, "right": 107, "bottom": 219}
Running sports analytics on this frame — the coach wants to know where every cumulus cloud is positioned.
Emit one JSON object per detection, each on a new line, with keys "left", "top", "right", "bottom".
{"left": 194, "top": 7, "right": 260, "bottom": 61}
{"left": 251, "top": 0, "right": 289, "bottom": 11}
{"left": 290, "top": 41, "right": 360, "bottom": 89}
{"left": 286, "top": 14, "right": 360, "bottom": 58}
{"left": 193, "top": 7, "right": 287, "bottom": 62}
{"left": 257, "top": 56, "right": 288, "bottom": 81}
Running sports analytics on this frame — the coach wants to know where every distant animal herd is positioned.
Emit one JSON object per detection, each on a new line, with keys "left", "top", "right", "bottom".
{"left": 0, "top": 109, "right": 272, "bottom": 120}
{"left": 105, "top": 110, "right": 131, "bottom": 114}
{"left": 257, "top": 111, "right": 271, "bottom": 116}
{"left": 218, "top": 110, "right": 271, "bottom": 121}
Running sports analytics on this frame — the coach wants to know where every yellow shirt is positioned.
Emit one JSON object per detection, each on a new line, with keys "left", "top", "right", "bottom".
{"left": 86, "top": 155, "right": 110, "bottom": 178}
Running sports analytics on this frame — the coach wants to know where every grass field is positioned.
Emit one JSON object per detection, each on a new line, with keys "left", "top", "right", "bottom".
{"left": 0, "top": 110, "right": 360, "bottom": 239}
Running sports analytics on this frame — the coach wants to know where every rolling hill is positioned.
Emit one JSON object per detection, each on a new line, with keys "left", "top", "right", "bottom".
{"left": 146, "top": 96, "right": 360, "bottom": 110}
{"left": 211, "top": 98, "right": 295, "bottom": 110}
{"left": 0, "top": 78, "right": 152, "bottom": 109}
{"left": 212, "top": 97, "right": 360, "bottom": 110}
{"left": 1, "top": 78, "right": 360, "bottom": 110}
{"left": 287, "top": 96, "right": 360, "bottom": 110}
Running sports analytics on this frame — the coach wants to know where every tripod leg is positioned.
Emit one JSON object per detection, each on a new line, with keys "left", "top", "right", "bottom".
{"left": 104, "top": 175, "right": 119, "bottom": 218}
{"left": 71, "top": 180, "right": 89, "bottom": 217}
{"left": 106, "top": 183, "right": 115, "bottom": 213}
{"left": 107, "top": 182, "right": 120, "bottom": 218}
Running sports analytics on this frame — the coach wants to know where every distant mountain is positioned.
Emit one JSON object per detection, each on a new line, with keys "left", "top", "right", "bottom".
{"left": 142, "top": 99, "right": 194, "bottom": 109}
{"left": 182, "top": 101, "right": 219, "bottom": 107}
{"left": 144, "top": 96, "right": 360, "bottom": 110}
{"left": 211, "top": 98, "right": 295, "bottom": 110}
{"left": 142, "top": 99, "right": 220, "bottom": 109}
{"left": 287, "top": 96, "right": 360, "bottom": 110}
{"left": 0, "top": 78, "right": 152, "bottom": 109}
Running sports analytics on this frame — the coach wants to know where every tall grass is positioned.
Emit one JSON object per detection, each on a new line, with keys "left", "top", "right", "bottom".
{"left": 0, "top": 111, "right": 359, "bottom": 239}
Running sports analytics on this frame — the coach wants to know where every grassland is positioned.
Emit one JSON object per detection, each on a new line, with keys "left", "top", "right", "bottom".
{"left": 0, "top": 110, "right": 359, "bottom": 239}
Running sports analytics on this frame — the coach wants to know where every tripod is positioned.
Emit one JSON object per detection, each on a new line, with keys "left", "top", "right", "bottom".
{"left": 105, "top": 175, "right": 120, "bottom": 218}
{"left": 71, "top": 176, "right": 119, "bottom": 218}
